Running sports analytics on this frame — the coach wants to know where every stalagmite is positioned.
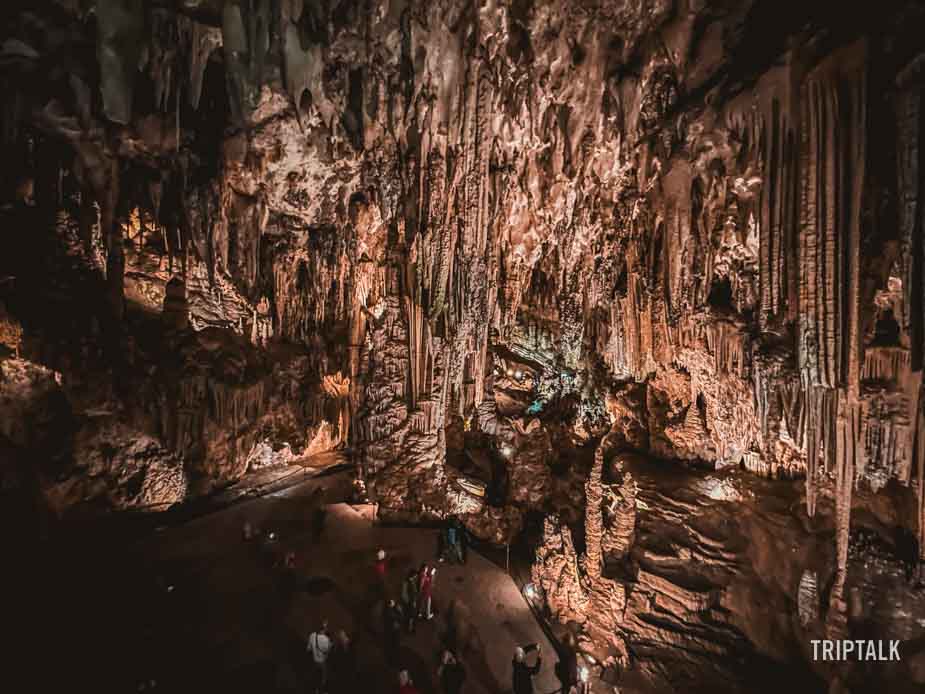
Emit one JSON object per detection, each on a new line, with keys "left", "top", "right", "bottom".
{"left": 584, "top": 444, "right": 605, "bottom": 581}
{"left": 602, "top": 471, "right": 637, "bottom": 560}
{"left": 797, "top": 570, "right": 820, "bottom": 626}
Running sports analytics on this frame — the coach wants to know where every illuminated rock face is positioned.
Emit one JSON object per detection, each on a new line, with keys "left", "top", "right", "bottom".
{"left": 2, "top": 0, "right": 925, "bottom": 687}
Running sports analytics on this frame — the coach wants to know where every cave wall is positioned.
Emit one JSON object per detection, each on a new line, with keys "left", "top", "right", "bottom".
{"left": 0, "top": 1, "right": 924, "bottom": 549}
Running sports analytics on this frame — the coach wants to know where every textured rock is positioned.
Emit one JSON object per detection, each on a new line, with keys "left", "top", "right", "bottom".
{"left": 2, "top": 2, "right": 925, "bottom": 689}
{"left": 4, "top": 0, "right": 923, "bottom": 513}
{"left": 534, "top": 438, "right": 925, "bottom": 692}
{"left": 47, "top": 418, "right": 187, "bottom": 514}
{"left": 0, "top": 358, "right": 66, "bottom": 453}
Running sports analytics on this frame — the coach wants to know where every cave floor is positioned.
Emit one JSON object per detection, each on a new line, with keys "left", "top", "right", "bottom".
{"left": 23, "top": 468, "right": 558, "bottom": 694}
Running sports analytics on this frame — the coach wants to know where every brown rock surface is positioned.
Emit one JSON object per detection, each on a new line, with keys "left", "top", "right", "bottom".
{"left": 1, "top": 2, "right": 925, "bottom": 691}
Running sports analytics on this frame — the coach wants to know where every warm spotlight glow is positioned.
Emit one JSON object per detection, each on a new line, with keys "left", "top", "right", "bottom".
{"left": 501, "top": 445, "right": 513, "bottom": 458}
{"left": 514, "top": 369, "right": 523, "bottom": 380}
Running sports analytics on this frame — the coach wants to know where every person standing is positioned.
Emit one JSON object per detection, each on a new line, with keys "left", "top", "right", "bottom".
{"left": 436, "top": 525, "right": 446, "bottom": 563}
{"left": 242, "top": 520, "right": 255, "bottom": 541}
{"left": 437, "top": 649, "right": 466, "bottom": 694}
{"left": 555, "top": 633, "right": 579, "bottom": 694}
{"left": 328, "top": 629, "right": 356, "bottom": 694}
{"left": 418, "top": 564, "right": 436, "bottom": 620}
{"left": 512, "top": 645, "right": 542, "bottom": 694}
{"left": 446, "top": 521, "right": 460, "bottom": 564}
{"left": 374, "top": 548, "right": 389, "bottom": 602}
{"left": 398, "top": 669, "right": 421, "bottom": 694}
{"left": 400, "top": 569, "right": 419, "bottom": 633}
{"left": 311, "top": 487, "right": 327, "bottom": 544}
{"left": 447, "top": 517, "right": 467, "bottom": 564}
{"left": 307, "top": 620, "right": 333, "bottom": 694}
{"left": 456, "top": 518, "right": 468, "bottom": 563}
{"left": 383, "top": 599, "right": 403, "bottom": 664}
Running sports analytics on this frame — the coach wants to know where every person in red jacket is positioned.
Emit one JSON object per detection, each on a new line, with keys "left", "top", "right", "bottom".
{"left": 418, "top": 563, "right": 436, "bottom": 620}
{"left": 374, "top": 548, "right": 388, "bottom": 602}
{"left": 375, "top": 549, "right": 388, "bottom": 579}
{"left": 398, "top": 669, "right": 420, "bottom": 694}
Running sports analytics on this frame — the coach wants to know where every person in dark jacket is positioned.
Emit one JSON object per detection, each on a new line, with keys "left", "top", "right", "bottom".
{"left": 328, "top": 629, "right": 356, "bottom": 693}
{"left": 451, "top": 517, "right": 468, "bottom": 563}
{"left": 383, "top": 599, "right": 403, "bottom": 664}
{"left": 311, "top": 487, "right": 327, "bottom": 544}
{"left": 400, "top": 569, "right": 419, "bottom": 633}
{"left": 555, "top": 633, "right": 579, "bottom": 693}
{"left": 458, "top": 519, "right": 469, "bottom": 563}
{"left": 437, "top": 649, "right": 466, "bottom": 694}
{"left": 436, "top": 525, "right": 446, "bottom": 562}
{"left": 512, "top": 645, "right": 542, "bottom": 694}
{"left": 446, "top": 519, "right": 464, "bottom": 564}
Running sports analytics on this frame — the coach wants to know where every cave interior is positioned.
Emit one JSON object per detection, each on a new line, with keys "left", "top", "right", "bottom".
{"left": 3, "top": 0, "right": 925, "bottom": 692}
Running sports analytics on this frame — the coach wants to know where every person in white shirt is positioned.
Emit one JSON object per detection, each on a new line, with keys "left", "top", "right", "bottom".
{"left": 307, "top": 620, "right": 332, "bottom": 693}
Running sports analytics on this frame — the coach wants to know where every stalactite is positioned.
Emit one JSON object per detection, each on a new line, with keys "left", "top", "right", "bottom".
{"left": 706, "top": 321, "right": 747, "bottom": 377}
{"left": 803, "top": 381, "right": 824, "bottom": 517}
{"left": 797, "top": 42, "right": 867, "bottom": 529}
{"left": 184, "top": 18, "right": 222, "bottom": 110}
{"left": 862, "top": 346, "right": 911, "bottom": 381}
{"left": 221, "top": 0, "right": 271, "bottom": 125}
{"left": 96, "top": 0, "right": 144, "bottom": 124}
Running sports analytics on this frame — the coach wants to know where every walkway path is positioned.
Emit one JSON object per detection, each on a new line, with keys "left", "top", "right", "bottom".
{"left": 122, "top": 473, "right": 560, "bottom": 693}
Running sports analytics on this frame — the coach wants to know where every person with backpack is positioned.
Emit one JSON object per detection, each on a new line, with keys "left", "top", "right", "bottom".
{"left": 307, "top": 620, "right": 332, "bottom": 694}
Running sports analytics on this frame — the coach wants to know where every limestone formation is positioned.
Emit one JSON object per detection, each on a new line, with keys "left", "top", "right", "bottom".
{"left": 2, "top": 1, "right": 925, "bottom": 690}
